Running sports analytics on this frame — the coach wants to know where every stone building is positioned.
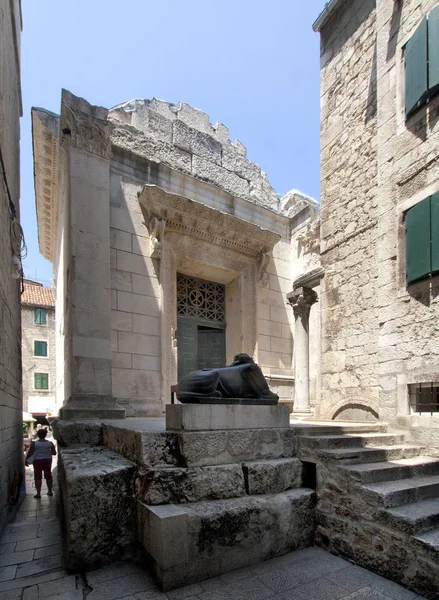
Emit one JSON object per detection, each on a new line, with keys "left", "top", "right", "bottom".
{"left": 32, "top": 90, "right": 320, "bottom": 419}
{"left": 0, "top": 0, "right": 23, "bottom": 533}
{"left": 21, "top": 280, "right": 56, "bottom": 420}
{"left": 313, "top": 0, "right": 439, "bottom": 446}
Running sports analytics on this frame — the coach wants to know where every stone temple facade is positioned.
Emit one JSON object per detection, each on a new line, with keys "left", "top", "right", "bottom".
{"left": 32, "top": 90, "right": 320, "bottom": 420}
{"left": 314, "top": 0, "right": 439, "bottom": 451}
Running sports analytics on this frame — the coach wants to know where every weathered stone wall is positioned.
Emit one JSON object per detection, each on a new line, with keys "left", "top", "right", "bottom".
{"left": 21, "top": 305, "right": 56, "bottom": 413}
{"left": 318, "top": 0, "right": 379, "bottom": 419}
{"left": 318, "top": 0, "right": 439, "bottom": 429}
{"left": 375, "top": 0, "right": 439, "bottom": 428}
{"left": 0, "top": 0, "right": 23, "bottom": 534}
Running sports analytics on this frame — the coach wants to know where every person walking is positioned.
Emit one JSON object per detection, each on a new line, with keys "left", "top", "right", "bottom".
{"left": 25, "top": 429, "right": 56, "bottom": 499}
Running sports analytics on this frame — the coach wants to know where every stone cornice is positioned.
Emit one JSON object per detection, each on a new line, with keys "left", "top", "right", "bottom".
{"left": 138, "top": 184, "right": 281, "bottom": 258}
{"left": 32, "top": 108, "right": 60, "bottom": 263}
{"left": 293, "top": 267, "right": 325, "bottom": 290}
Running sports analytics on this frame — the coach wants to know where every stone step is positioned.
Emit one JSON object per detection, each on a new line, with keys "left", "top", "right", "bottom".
{"left": 343, "top": 456, "right": 439, "bottom": 484}
{"left": 292, "top": 423, "right": 387, "bottom": 437}
{"left": 138, "top": 458, "right": 303, "bottom": 504}
{"left": 318, "top": 444, "right": 424, "bottom": 465}
{"left": 413, "top": 527, "right": 439, "bottom": 561}
{"left": 138, "top": 488, "right": 315, "bottom": 591}
{"left": 362, "top": 474, "right": 439, "bottom": 508}
{"left": 103, "top": 424, "right": 295, "bottom": 468}
{"left": 298, "top": 433, "right": 406, "bottom": 451}
{"left": 380, "top": 498, "right": 439, "bottom": 535}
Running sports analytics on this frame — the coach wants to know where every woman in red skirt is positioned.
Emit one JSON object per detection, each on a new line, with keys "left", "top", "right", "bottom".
{"left": 25, "top": 429, "right": 57, "bottom": 499}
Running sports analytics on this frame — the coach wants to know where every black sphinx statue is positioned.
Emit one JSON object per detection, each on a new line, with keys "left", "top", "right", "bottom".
{"left": 176, "top": 353, "right": 279, "bottom": 405}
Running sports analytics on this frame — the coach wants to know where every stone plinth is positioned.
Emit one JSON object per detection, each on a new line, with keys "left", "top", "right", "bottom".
{"left": 166, "top": 403, "right": 289, "bottom": 431}
{"left": 58, "top": 446, "right": 137, "bottom": 570}
{"left": 138, "top": 488, "right": 315, "bottom": 591}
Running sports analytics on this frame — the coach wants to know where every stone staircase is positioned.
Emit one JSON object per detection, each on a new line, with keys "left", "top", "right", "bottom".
{"left": 102, "top": 414, "right": 315, "bottom": 591}
{"left": 296, "top": 424, "right": 439, "bottom": 599}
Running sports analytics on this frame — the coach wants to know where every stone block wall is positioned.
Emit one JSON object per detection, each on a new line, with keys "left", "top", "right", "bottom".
{"left": 375, "top": 0, "right": 439, "bottom": 425}
{"left": 318, "top": 0, "right": 380, "bottom": 420}
{"left": 21, "top": 306, "right": 56, "bottom": 413}
{"left": 317, "top": 0, "right": 439, "bottom": 429}
{"left": 0, "top": 0, "right": 23, "bottom": 534}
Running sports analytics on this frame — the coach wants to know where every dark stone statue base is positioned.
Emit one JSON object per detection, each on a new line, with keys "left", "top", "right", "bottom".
{"left": 178, "top": 397, "right": 278, "bottom": 406}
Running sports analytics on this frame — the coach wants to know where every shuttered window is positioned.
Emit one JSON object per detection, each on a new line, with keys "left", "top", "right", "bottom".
{"left": 429, "top": 5, "right": 439, "bottom": 91}
{"left": 34, "top": 340, "right": 48, "bottom": 357}
{"left": 34, "top": 373, "right": 49, "bottom": 390}
{"left": 404, "top": 7, "right": 439, "bottom": 118}
{"left": 406, "top": 194, "right": 439, "bottom": 284}
{"left": 34, "top": 308, "right": 47, "bottom": 325}
{"left": 405, "top": 18, "right": 428, "bottom": 117}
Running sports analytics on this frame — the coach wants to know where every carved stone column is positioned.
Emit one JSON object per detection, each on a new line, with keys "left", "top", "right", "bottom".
{"left": 287, "top": 286, "right": 318, "bottom": 417}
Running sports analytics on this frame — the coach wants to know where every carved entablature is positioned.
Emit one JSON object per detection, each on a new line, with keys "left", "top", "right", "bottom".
{"left": 32, "top": 108, "right": 60, "bottom": 263}
{"left": 61, "top": 90, "right": 114, "bottom": 160}
{"left": 138, "top": 184, "right": 280, "bottom": 259}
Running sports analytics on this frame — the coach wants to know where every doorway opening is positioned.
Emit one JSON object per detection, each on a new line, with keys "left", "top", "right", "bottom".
{"left": 176, "top": 273, "right": 226, "bottom": 381}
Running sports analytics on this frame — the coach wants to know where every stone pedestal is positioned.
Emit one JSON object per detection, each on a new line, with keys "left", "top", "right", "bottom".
{"left": 166, "top": 403, "right": 290, "bottom": 431}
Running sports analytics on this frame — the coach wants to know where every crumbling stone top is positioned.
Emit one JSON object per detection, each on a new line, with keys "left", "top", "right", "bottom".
{"left": 109, "top": 98, "right": 281, "bottom": 211}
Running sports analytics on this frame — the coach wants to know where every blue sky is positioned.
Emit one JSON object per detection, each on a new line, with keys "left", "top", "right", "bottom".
{"left": 20, "top": 1, "right": 327, "bottom": 285}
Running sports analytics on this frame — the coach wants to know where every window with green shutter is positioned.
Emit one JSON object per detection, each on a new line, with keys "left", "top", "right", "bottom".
{"left": 34, "top": 340, "right": 48, "bottom": 357}
{"left": 34, "top": 373, "right": 49, "bottom": 390}
{"left": 406, "top": 194, "right": 439, "bottom": 284}
{"left": 404, "top": 6, "right": 439, "bottom": 118}
{"left": 34, "top": 308, "right": 47, "bottom": 325}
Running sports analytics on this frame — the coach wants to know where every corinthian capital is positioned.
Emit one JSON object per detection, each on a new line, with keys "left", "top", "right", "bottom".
{"left": 287, "top": 286, "right": 318, "bottom": 320}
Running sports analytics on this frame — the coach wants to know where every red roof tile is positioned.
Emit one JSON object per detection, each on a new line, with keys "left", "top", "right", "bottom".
{"left": 21, "top": 283, "right": 55, "bottom": 308}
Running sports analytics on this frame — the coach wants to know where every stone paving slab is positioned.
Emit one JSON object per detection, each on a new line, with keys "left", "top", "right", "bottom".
{"left": 0, "top": 465, "right": 429, "bottom": 600}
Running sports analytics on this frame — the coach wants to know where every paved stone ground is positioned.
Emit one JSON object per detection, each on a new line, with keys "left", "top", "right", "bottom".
{"left": 0, "top": 465, "right": 427, "bottom": 600}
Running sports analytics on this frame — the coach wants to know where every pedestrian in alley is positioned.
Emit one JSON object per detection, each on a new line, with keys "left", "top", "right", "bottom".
{"left": 25, "top": 428, "right": 57, "bottom": 499}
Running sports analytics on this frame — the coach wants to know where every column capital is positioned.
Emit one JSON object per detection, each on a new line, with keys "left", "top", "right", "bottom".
{"left": 287, "top": 286, "right": 318, "bottom": 319}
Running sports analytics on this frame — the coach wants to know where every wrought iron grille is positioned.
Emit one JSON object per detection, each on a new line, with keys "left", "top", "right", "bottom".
{"left": 177, "top": 273, "right": 225, "bottom": 323}
{"left": 408, "top": 383, "right": 439, "bottom": 414}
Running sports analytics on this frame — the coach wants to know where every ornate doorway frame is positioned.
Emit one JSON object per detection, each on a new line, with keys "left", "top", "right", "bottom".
{"left": 138, "top": 185, "right": 280, "bottom": 410}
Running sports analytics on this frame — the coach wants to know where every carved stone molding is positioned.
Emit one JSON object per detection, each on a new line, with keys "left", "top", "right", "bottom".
{"left": 149, "top": 217, "right": 166, "bottom": 258}
{"left": 61, "top": 91, "right": 114, "bottom": 160}
{"left": 138, "top": 184, "right": 280, "bottom": 258}
{"left": 258, "top": 252, "right": 271, "bottom": 287}
{"left": 293, "top": 267, "right": 325, "bottom": 290}
{"left": 287, "top": 286, "right": 318, "bottom": 320}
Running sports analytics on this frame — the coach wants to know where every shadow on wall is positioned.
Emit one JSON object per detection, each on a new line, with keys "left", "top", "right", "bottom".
{"left": 333, "top": 403, "right": 379, "bottom": 421}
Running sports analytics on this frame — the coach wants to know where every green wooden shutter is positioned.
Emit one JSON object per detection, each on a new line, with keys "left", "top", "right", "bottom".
{"left": 405, "top": 17, "right": 428, "bottom": 117}
{"left": 431, "top": 192, "right": 439, "bottom": 274}
{"left": 429, "top": 5, "right": 439, "bottom": 91}
{"left": 406, "top": 197, "right": 431, "bottom": 284}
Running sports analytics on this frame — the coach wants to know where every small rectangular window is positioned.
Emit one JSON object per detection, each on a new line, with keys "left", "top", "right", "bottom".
{"left": 34, "top": 373, "right": 49, "bottom": 390}
{"left": 34, "top": 341, "right": 48, "bottom": 357}
{"left": 409, "top": 383, "right": 439, "bottom": 413}
{"left": 34, "top": 308, "right": 47, "bottom": 325}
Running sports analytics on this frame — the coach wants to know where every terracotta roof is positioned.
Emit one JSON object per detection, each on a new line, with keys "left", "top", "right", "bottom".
{"left": 21, "top": 283, "right": 55, "bottom": 308}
